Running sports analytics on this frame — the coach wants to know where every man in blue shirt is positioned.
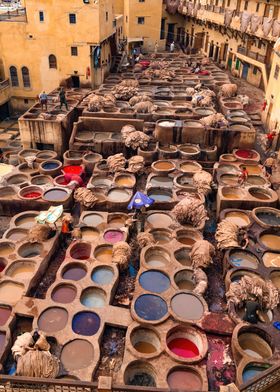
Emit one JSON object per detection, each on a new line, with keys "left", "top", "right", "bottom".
{"left": 39, "top": 91, "right": 48, "bottom": 111}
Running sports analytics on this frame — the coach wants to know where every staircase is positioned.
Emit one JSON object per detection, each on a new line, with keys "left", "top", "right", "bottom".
{"left": 111, "top": 53, "right": 123, "bottom": 73}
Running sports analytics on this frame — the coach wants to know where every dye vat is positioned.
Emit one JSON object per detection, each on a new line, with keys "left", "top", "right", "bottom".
{"left": 242, "top": 364, "right": 271, "bottom": 383}
{"left": 18, "top": 242, "right": 43, "bottom": 258}
{"left": 80, "top": 287, "right": 106, "bottom": 308}
{"left": 171, "top": 293, "right": 204, "bottom": 321}
{"left": 91, "top": 266, "right": 114, "bottom": 285}
{"left": 103, "top": 230, "right": 124, "bottom": 244}
{"left": 229, "top": 250, "right": 259, "bottom": 269}
{"left": 5, "top": 261, "right": 35, "bottom": 280}
{"left": 150, "top": 176, "right": 173, "bottom": 188}
{"left": 146, "top": 212, "right": 173, "bottom": 228}
{"left": 43, "top": 188, "right": 69, "bottom": 202}
{"left": 131, "top": 327, "right": 161, "bottom": 355}
{"left": 19, "top": 186, "right": 43, "bottom": 200}
{"left": 255, "top": 210, "right": 280, "bottom": 227}
{"left": 235, "top": 150, "right": 258, "bottom": 160}
{"left": 0, "top": 242, "right": 15, "bottom": 257}
{"left": 263, "top": 252, "right": 280, "bottom": 268}
{"left": 51, "top": 284, "right": 77, "bottom": 304}
{"left": 224, "top": 211, "right": 250, "bottom": 227}
{"left": 167, "top": 338, "right": 199, "bottom": 358}
{"left": 260, "top": 234, "right": 280, "bottom": 250}
{"left": 134, "top": 294, "right": 168, "bottom": 321}
{"left": 0, "top": 332, "right": 6, "bottom": 354}
{"left": 91, "top": 176, "right": 112, "bottom": 188}
{"left": 107, "top": 188, "right": 131, "bottom": 202}
{"left": 249, "top": 188, "right": 271, "bottom": 200}
{"left": 70, "top": 242, "right": 91, "bottom": 260}
{"left": 247, "top": 176, "right": 266, "bottom": 186}
{"left": 124, "top": 361, "right": 156, "bottom": 387}
{"left": 60, "top": 339, "right": 94, "bottom": 370}
{"left": 148, "top": 189, "right": 172, "bottom": 202}
{"left": 115, "top": 175, "right": 135, "bottom": 188}
{"left": 176, "top": 230, "right": 201, "bottom": 246}
{"left": 144, "top": 246, "right": 170, "bottom": 268}
{"left": 270, "top": 271, "right": 280, "bottom": 289}
{"left": 94, "top": 245, "right": 113, "bottom": 263}
{"left": 108, "top": 215, "right": 127, "bottom": 228}
{"left": 62, "top": 263, "right": 87, "bottom": 281}
{"left": 38, "top": 307, "right": 68, "bottom": 333}
{"left": 167, "top": 368, "right": 202, "bottom": 391}
{"left": 0, "top": 258, "right": 6, "bottom": 272}
{"left": 0, "top": 306, "right": 11, "bottom": 326}
{"left": 62, "top": 165, "right": 83, "bottom": 176}
{"left": 222, "top": 187, "right": 244, "bottom": 200}
{"left": 220, "top": 174, "right": 239, "bottom": 186}
{"left": 174, "top": 270, "right": 195, "bottom": 290}
{"left": 0, "top": 281, "right": 24, "bottom": 304}
{"left": 246, "top": 166, "right": 262, "bottom": 175}
{"left": 14, "top": 213, "right": 36, "bottom": 229}
{"left": 81, "top": 227, "right": 100, "bottom": 241}
{"left": 83, "top": 213, "right": 104, "bottom": 226}
{"left": 4, "top": 228, "right": 28, "bottom": 241}
{"left": 72, "top": 311, "right": 100, "bottom": 336}
{"left": 150, "top": 229, "right": 172, "bottom": 244}
{"left": 152, "top": 160, "right": 176, "bottom": 174}
{"left": 139, "top": 270, "right": 170, "bottom": 293}
{"left": 238, "top": 332, "right": 272, "bottom": 359}
{"left": 180, "top": 161, "right": 202, "bottom": 173}
{"left": 174, "top": 248, "right": 191, "bottom": 266}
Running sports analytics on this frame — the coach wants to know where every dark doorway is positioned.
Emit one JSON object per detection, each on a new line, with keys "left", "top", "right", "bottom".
{"left": 167, "top": 23, "right": 175, "bottom": 42}
{"left": 241, "top": 62, "right": 250, "bottom": 80}
{"left": 0, "top": 102, "right": 9, "bottom": 120}
{"left": 209, "top": 42, "right": 214, "bottom": 58}
{"left": 214, "top": 45, "right": 220, "bottom": 62}
{"left": 194, "top": 32, "right": 204, "bottom": 50}
{"left": 71, "top": 75, "right": 80, "bottom": 88}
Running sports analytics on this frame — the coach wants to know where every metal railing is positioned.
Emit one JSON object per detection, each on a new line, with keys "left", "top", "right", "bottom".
{"left": 0, "top": 79, "right": 9, "bottom": 90}
{"left": 237, "top": 46, "right": 266, "bottom": 63}
{"left": 0, "top": 8, "right": 26, "bottom": 21}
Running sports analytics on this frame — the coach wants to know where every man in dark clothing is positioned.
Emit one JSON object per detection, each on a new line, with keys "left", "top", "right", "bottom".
{"left": 59, "top": 88, "right": 68, "bottom": 110}
{"left": 243, "top": 300, "right": 260, "bottom": 324}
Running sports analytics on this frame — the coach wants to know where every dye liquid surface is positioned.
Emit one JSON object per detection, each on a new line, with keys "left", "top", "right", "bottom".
{"left": 168, "top": 337, "right": 199, "bottom": 358}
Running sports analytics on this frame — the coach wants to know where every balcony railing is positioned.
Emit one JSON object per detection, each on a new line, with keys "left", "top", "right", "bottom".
{"left": 0, "top": 79, "right": 9, "bottom": 90}
{"left": 237, "top": 46, "right": 266, "bottom": 63}
{"left": 0, "top": 8, "right": 26, "bottom": 22}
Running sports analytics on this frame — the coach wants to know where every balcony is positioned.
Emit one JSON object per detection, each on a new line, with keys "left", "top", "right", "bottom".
{"left": 0, "top": 8, "right": 27, "bottom": 22}
{"left": 0, "top": 79, "right": 10, "bottom": 105}
{"left": 237, "top": 46, "right": 266, "bottom": 64}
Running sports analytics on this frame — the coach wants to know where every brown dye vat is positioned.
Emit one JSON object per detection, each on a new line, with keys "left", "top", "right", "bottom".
{"left": 171, "top": 293, "right": 204, "bottom": 320}
{"left": 0, "top": 242, "right": 15, "bottom": 257}
{"left": 131, "top": 327, "right": 161, "bottom": 355}
{"left": 174, "top": 248, "right": 191, "bottom": 266}
{"left": 107, "top": 188, "right": 131, "bottom": 202}
{"left": 155, "top": 120, "right": 176, "bottom": 145}
{"left": 14, "top": 213, "right": 36, "bottom": 229}
{"left": 94, "top": 245, "right": 113, "bottom": 263}
{"left": 174, "top": 270, "right": 195, "bottom": 290}
{"left": 167, "top": 368, "right": 202, "bottom": 390}
{"left": 224, "top": 211, "right": 250, "bottom": 227}
{"left": 60, "top": 339, "right": 94, "bottom": 370}
{"left": 4, "top": 228, "right": 28, "bottom": 241}
{"left": 238, "top": 332, "right": 272, "bottom": 359}
{"left": 115, "top": 175, "right": 135, "bottom": 188}
{"left": 83, "top": 213, "right": 104, "bottom": 226}
{"left": 146, "top": 213, "right": 173, "bottom": 228}
{"left": 153, "top": 161, "right": 175, "bottom": 172}
{"left": 18, "top": 242, "right": 43, "bottom": 258}
{"left": 31, "top": 175, "right": 53, "bottom": 186}
{"left": 51, "top": 284, "right": 77, "bottom": 304}
{"left": 263, "top": 252, "right": 280, "bottom": 268}
{"left": 108, "top": 214, "right": 127, "bottom": 228}
{"left": 6, "top": 174, "right": 28, "bottom": 186}
{"left": 38, "top": 307, "right": 68, "bottom": 332}
{"left": 247, "top": 176, "right": 266, "bottom": 186}
{"left": 144, "top": 246, "right": 170, "bottom": 268}
{"left": 246, "top": 166, "right": 262, "bottom": 175}
{"left": 270, "top": 271, "right": 280, "bottom": 289}
{"left": 222, "top": 188, "right": 243, "bottom": 200}
{"left": 220, "top": 154, "right": 237, "bottom": 162}
{"left": 150, "top": 229, "right": 172, "bottom": 244}
{"left": 249, "top": 188, "right": 271, "bottom": 200}
{"left": 5, "top": 261, "right": 35, "bottom": 279}
{"left": 0, "top": 187, "right": 16, "bottom": 198}
{"left": 81, "top": 227, "right": 99, "bottom": 241}
{"left": 0, "top": 281, "right": 24, "bottom": 304}
{"left": 260, "top": 234, "right": 280, "bottom": 250}
{"left": 220, "top": 174, "right": 239, "bottom": 186}
{"left": 180, "top": 161, "right": 201, "bottom": 173}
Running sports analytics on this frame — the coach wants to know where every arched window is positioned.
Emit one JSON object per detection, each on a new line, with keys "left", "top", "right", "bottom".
{"left": 22, "top": 67, "right": 31, "bottom": 88}
{"left": 49, "top": 54, "right": 57, "bottom": 69}
{"left": 10, "top": 66, "right": 19, "bottom": 87}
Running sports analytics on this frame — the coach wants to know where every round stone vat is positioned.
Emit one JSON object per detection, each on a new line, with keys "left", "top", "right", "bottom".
{"left": 0, "top": 281, "right": 24, "bottom": 304}
{"left": 139, "top": 270, "right": 170, "bottom": 293}
{"left": 148, "top": 188, "right": 173, "bottom": 202}
{"left": 151, "top": 160, "right": 176, "bottom": 175}
{"left": 5, "top": 260, "right": 36, "bottom": 280}
{"left": 90, "top": 175, "right": 113, "bottom": 188}
{"left": 249, "top": 187, "right": 272, "bottom": 201}
{"left": 176, "top": 229, "right": 202, "bottom": 247}
{"left": 14, "top": 212, "right": 37, "bottom": 229}
{"left": 82, "top": 212, "right": 104, "bottom": 226}
{"left": 63, "top": 150, "right": 84, "bottom": 166}
{"left": 144, "top": 246, "right": 171, "bottom": 268}
{"left": 91, "top": 266, "right": 115, "bottom": 285}
{"left": 179, "top": 144, "right": 200, "bottom": 160}
{"left": 0, "top": 242, "right": 15, "bottom": 257}
{"left": 174, "top": 269, "right": 195, "bottom": 290}
{"left": 219, "top": 173, "right": 239, "bottom": 186}
{"left": 62, "top": 262, "right": 87, "bottom": 281}
{"left": 81, "top": 226, "right": 100, "bottom": 241}
{"left": 6, "top": 174, "right": 29, "bottom": 186}
{"left": 166, "top": 325, "right": 207, "bottom": 361}
{"left": 18, "top": 162, "right": 39, "bottom": 174}
{"left": 18, "top": 242, "right": 43, "bottom": 258}
{"left": 234, "top": 149, "right": 259, "bottom": 161}
{"left": 224, "top": 210, "right": 250, "bottom": 227}
{"left": 222, "top": 187, "right": 245, "bottom": 200}
{"left": 60, "top": 339, "right": 94, "bottom": 370}
{"left": 228, "top": 250, "right": 259, "bottom": 269}
{"left": 238, "top": 329, "right": 272, "bottom": 359}
{"left": 31, "top": 175, "right": 53, "bottom": 186}
{"left": 43, "top": 187, "right": 69, "bottom": 203}
{"left": 134, "top": 294, "right": 168, "bottom": 322}
{"left": 220, "top": 154, "right": 237, "bottom": 162}
{"left": 95, "top": 160, "right": 108, "bottom": 172}
{"left": 39, "top": 160, "right": 62, "bottom": 176}
{"left": 94, "top": 245, "right": 113, "bottom": 263}
{"left": 108, "top": 213, "right": 127, "bottom": 228}
{"left": 18, "top": 186, "right": 43, "bottom": 200}
{"left": 103, "top": 229, "right": 124, "bottom": 244}
{"left": 179, "top": 161, "right": 202, "bottom": 173}
{"left": 218, "top": 164, "right": 240, "bottom": 174}
{"left": 107, "top": 188, "right": 131, "bottom": 203}
{"left": 0, "top": 306, "right": 12, "bottom": 326}
{"left": 229, "top": 270, "right": 260, "bottom": 285}
{"left": 18, "top": 148, "right": 39, "bottom": 162}
{"left": 0, "top": 186, "right": 16, "bottom": 199}
{"left": 149, "top": 228, "right": 172, "bottom": 244}
{"left": 259, "top": 232, "right": 280, "bottom": 250}
{"left": 36, "top": 150, "right": 57, "bottom": 163}
{"left": 174, "top": 247, "right": 191, "bottom": 266}
{"left": 53, "top": 175, "right": 68, "bottom": 187}
{"left": 0, "top": 257, "right": 7, "bottom": 272}
{"left": 70, "top": 242, "right": 91, "bottom": 260}
{"left": 51, "top": 284, "right": 77, "bottom": 304}
{"left": 149, "top": 175, "right": 173, "bottom": 188}
{"left": 82, "top": 152, "right": 102, "bottom": 173}
{"left": 115, "top": 174, "right": 136, "bottom": 188}
{"left": 253, "top": 207, "right": 280, "bottom": 228}
{"left": 38, "top": 307, "right": 68, "bottom": 333}
{"left": 62, "top": 165, "right": 84, "bottom": 176}
{"left": 167, "top": 366, "right": 203, "bottom": 391}
{"left": 245, "top": 165, "right": 262, "bottom": 175}
{"left": 72, "top": 311, "right": 100, "bottom": 336}
{"left": 248, "top": 176, "right": 267, "bottom": 186}
{"left": 171, "top": 293, "right": 205, "bottom": 321}
{"left": 124, "top": 361, "right": 156, "bottom": 387}
{"left": 146, "top": 212, "right": 173, "bottom": 228}
{"left": 75, "top": 130, "right": 94, "bottom": 143}
{"left": 193, "top": 107, "right": 215, "bottom": 117}
{"left": 270, "top": 271, "right": 280, "bottom": 289}
{"left": 130, "top": 327, "right": 161, "bottom": 356}
{"left": 80, "top": 287, "right": 106, "bottom": 308}
{"left": 263, "top": 252, "right": 280, "bottom": 268}
{"left": 242, "top": 363, "right": 271, "bottom": 384}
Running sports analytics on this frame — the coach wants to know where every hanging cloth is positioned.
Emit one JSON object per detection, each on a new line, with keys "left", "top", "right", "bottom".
{"left": 250, "top": 14, "right": 262, "bottom": 34}
{"left": 272, "top": 19, "right": 280, "bottom": 37}
{"left": 224, "top": 9, "right": 234, "bottom": 27}
{"left": 166, "top": 0, "right": 180, "bottom": 15}
{"left": 240, "top": 11, "right": 252, "bottom": 33}
{"left": 262, "top": 17, "right": 274, "bottom": 37}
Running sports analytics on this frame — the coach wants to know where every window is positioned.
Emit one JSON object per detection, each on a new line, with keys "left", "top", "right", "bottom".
{"left": 22, "top": 67, "right": 31, "bottom": 88}
{"left": 253, "top": 66, "right": 258, "bottom": 75}
{"left": 39, "top": 11, "right": 44, "bottom": 22}
{"left": 69, "top": 13, "right": 76, "bottom": 24}
{"left": 106, "top": 12, "right": 108, "bottom": 21}
{"left": 24, "top": 99, "right": 29, "bottom": 104}
{"left": 126, "top": 16, "right": 128, "bottom": 23}
{"left": 215, "top": 0, "right": 219, "bottom": 6}
{"left": 71, "top": 46, "right": 78, "bottom": 56}
{"left": 48, "top": 54, "right": 57, "bottom": 69}
{"left": 139, "top": 0, "right": 145, "bottom": 2}
{"left": 244, "top": 1, "right": 248, "bottom": 10}
{"left": 274, "top": 65, "right": 279, "bottom": 80}
{"left": 138, "top": 17, "right": 145, "bottom": 24}
{"left": 9, "top": 66, "right": 19, "bottom": 87}
{"left": 227, "top": 0, "right": 231, "bottom": 6}
{"left": 256, "top": 3, "right": 260, "bottom": 12}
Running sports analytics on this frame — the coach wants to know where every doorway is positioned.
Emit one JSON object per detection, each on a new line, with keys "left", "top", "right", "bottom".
{"left": 209, "top": 41, "right": 214, "bottom": 58}
{"left": 167, "top": 23, "right": 175, "bottom": 43}
{"left": 71, "top": 75, "right": 80, "bottom": 88}
{"left": 241, "top": 62, "right": 250, "bottom": 80}
{"left": 0, "top": 102, "right": 9, "bottom": 120}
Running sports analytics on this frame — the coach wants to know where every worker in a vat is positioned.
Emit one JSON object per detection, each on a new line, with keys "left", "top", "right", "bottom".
{"left": 64, "top": 173, "right": 85, "bottom": 190}
{"left": 266, "top": 130, "right": 277, "bottom": 152}
{"left": 59, "top": 87, "right": 68, "bottom": 111}
{"left": 264, "top": 153, "right": 277, "bottom": 177}
{"left": 238, "top": 166, "right": 248, "bottom": 186}
{"left": 243, "top": 298, "right": 261, "bottom": 324}
{"left": 61, "top": 215, "right": 73, "bottom": 247}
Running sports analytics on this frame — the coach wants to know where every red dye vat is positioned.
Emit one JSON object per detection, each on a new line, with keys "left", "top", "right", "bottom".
{"left": 168, "top": 338, "right": 199, "bottom": 358}
{"left": 24, "top": 191, "right": 42, "bottom": 199}
{"left": 236, "top": 150, "right": 256, "bottom": 159}
{"left": 62, "top": 165, "right": 83, "bottom": 176}
{"left": 0, "top": 261, "right": 5, "bottom": 272}
{"left": 103, "top": 230, "right": 124, "bottom": 244}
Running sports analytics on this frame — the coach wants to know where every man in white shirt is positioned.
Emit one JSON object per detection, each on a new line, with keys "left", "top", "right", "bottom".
{"left": 170, "top": 41, "right": 175, "bottom": 53}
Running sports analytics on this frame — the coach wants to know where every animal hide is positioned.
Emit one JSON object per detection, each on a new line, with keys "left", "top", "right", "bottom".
{"left": 112, "top": 242, "right": 131, "bottom": 271}
{"left": 190, "top": 240, "right": 215, "bottom": 269}
{"left": 166, "top": 0, "right": 180, "bottom": 15}
{"left": 272, "top": 19, "right": 280, "bottom": 37}
{"left": 250, "top": 14, "right": 262, "bottom": 34}
{"left": 262, "top": 17, "right": 274, "bottom": 37}
{"left": 240, "top": 11, "right": 252, "bottom": 33}
{"left": 224, "top": 9, "right": 234, "bottom": 27}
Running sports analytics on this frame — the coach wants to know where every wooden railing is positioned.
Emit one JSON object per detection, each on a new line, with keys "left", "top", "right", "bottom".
{"left": 237, "top": 46, "right": 266, "bottom": 63}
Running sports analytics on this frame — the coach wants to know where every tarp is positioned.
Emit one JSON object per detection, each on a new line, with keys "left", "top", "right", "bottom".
{"left": 262, "top": 17, "right": 274, "bottom": 37}
{"left": 128, "top": 191, "right": 154, "bottom": 210}
{"left": 272, "top": 19, "right": 280, "bottom": 37}
{"left": 224, "top": 9, "right": 234, "bottom": 27}
{"left": 240, "top": 11, "right": 251, "bottom": 33}
{"left": 250, "top": 14, "right": 262, "bottom": 33}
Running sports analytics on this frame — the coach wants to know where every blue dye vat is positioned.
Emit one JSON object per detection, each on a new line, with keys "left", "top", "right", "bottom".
{"left": 134, "top": 294, "right": 168, "bottom": 321}
{"left": 91, "top": 267, "right": 114, "bottom": 285}
{"left": 242, "top": 365, "right": 270, "bottom": 383}
{"left": 43, "top": 162, "right": 59, "bottom": 170}
{"left": 139, "top": 270, "right": 170, "bottom": 293}
{"left": 72, "top": 311, "right": 100, "bottom": 336}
